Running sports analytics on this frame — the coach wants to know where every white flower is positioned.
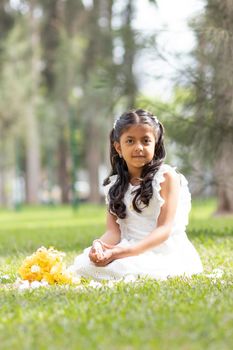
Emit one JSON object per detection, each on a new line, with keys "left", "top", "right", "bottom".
{"left": 89, "top": 280, "right": 102, "bottom": 289}
{"left": 15, "top": 277, "right": 22, "bottom": 284}
{"left": 31, "top": 281, "right": 42, "bottom": 289}
{"left": 212, "top": 268, "right": 224, "bottom": 278}
{"left": 72, "top": 276, "right": 81, "bottom": 284}
{"left": 113, "top": 119, "right": 118, "bottom": 129}
{"left": 41, "top": 279, "right": 49, "bottom": 287}
{"left": 205, "top": 268, "right": 224, "bottom": 279}
{"left": 123, "top": 274, "right": 137, "bottom": 283}
{"left": 18, "top": 280, "right": 30, "bottom": 291}
{"left": 74, "top": 285, "right": 85, "bottom": 291}
{"left": 31, "top": 265, "right": 41, "bottom": 273}
{"left": 151, "top": 115, "right": 159, "bottom": 124}
{"left": 67, "top": 265, "right": 77, "bottom": 274}
{"left": 50, "top": 265, "right": 59, "bottom": 274}
{"left": 0, "top": 274, "right": 10, "bottom": 281}
{"left": 106, "top": 281, "right": 115, "bottom": 288}
{"left": 93, "top": 241, "right": 104, "bottom": 259}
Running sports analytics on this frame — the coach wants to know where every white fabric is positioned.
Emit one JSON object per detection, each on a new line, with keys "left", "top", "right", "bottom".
{"left": 69, "top": 164, "right": 203, "bottom": 281}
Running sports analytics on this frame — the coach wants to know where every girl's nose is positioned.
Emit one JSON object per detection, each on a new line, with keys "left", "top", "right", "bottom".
{"left": 134, "top": 142, "right": 143, "bottom": 152}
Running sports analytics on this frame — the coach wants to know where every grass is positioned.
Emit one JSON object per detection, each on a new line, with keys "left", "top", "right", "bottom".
{"left": 0, "top": 199, "right": 233, "bottom": 350}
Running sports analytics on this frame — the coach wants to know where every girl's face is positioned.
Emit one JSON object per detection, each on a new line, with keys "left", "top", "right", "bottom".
{"left": 114, "top": 124, "right": 157, "bottom": 178}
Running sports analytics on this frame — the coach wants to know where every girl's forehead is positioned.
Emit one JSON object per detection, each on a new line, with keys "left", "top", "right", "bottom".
{"left": 121, "top": 123, "right": 156, "bottom": 136}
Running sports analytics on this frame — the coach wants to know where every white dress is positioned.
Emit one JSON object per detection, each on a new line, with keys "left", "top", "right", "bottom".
{"left": 69, "top": 164, "right": 203, "bottom": 280}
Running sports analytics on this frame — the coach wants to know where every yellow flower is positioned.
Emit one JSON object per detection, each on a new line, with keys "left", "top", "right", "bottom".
{"left": 18, "top": 246, "right": 74, "bottom": 285}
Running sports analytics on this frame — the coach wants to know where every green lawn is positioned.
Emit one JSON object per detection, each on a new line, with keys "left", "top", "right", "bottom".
{"left": 0, "top": 200, "right": 232, "bottom": 350}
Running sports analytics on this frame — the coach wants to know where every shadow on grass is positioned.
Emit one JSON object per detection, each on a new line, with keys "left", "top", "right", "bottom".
{"left": 0, "top": 225, "right": 232, "bottom": 257}
{"left": 0, "top": 202, "right": 233, "bottom": 256}
{"left": 188, "top": 226, "right": 233, "bottom": 238}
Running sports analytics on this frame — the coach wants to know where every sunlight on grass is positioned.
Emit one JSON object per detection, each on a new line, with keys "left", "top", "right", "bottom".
{"left": 0, "top": 200, "right": 232, "bottom": 350}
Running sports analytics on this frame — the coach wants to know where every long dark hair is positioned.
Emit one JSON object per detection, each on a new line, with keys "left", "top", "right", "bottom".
{"left": 103, "top": 109, "right": 166, "bottom": 219}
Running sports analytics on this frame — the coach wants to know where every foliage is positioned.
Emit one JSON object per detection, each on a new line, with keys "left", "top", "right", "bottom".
{"left": 137, "top": 88, "right": 206, "bottom": 174}
{"left": 188, "top": 0, "right": 233, "bottom": 211}
{"left": 0, "top": 0, "right": 158, "bottom": 205}
{"left": 138, "top": 0, "right": 233, "bottom": 212}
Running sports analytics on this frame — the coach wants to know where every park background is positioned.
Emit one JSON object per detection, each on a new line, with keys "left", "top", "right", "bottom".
{"left": 0, "top": 0, "right": 232, "bottom": 212}
{"left": 0, "top": 1, "right": 233, "bottom": 350}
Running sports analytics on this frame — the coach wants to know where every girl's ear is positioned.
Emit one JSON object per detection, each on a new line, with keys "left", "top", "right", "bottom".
{"left": 114, "top": 141, "right": 122, "bottom": 157}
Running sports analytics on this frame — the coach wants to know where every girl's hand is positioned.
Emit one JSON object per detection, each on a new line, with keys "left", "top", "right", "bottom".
{"left": 89, "top": 240, "right": 115, "bottom": 263}
{"left": 89, "top": 240, "right": 104, "bottom": 263}
{"left": 93, "top": 248, "right": 114, "bottom": 266}
{"left": 93, "top": 245, "right": 126, "bottom": 267}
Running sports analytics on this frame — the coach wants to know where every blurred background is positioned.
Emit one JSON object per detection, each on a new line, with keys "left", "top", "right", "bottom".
{"left": 0, "top": 0, "right": 232, "bottom": 214}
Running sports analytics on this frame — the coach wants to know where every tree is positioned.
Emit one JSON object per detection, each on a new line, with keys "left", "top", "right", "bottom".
{"left": 0, "top": 0, "right": 160, "bottom": 207}
{"left": 0, "top": 1, "right": 42, "bottom": 205}
{"left": 80, "top": 0, "right": 117, "bottom": 203}
{"left": 40, "top": 0, "right": 87, "bottom": 203}
{"left": 121, "top": 0, "right": 137, "bottom": 108}
{"left": 0, "top": 1, "right": 16, "bottom": 206}
{"left": 25, "top": 0, "right": 42, "bottom": 204}
{"left": 190, "top": 0, "right": 233, "bottom": 213}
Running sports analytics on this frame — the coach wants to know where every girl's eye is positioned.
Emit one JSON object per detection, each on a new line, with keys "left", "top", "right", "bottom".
{"left": 144, "top": 138, "right": 151, "bottom": 144}
{"left": 126, "top": 139, "right": 133, "bottom": 144}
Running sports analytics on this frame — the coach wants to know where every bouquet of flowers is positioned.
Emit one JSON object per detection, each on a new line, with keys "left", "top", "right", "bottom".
{"left": 18, "top": 246, "right": 74, "bottom": 285}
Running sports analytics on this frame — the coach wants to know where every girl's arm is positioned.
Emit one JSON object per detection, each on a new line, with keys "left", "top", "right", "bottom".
{"left": 112, "top": 170, "right": 180, "bottom": 259}
{"left": 99, "top": 211, "right": 121, "bottom": 245}
{"left": 89, "top": 211, "right": 121, "bottom": 263}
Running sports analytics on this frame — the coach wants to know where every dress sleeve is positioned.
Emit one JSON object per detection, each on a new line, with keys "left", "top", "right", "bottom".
{"left": 103, "top": 175, "right": 117, "bottom": 205}
{"left": 153, "top": 164, "right": 191, "bottom": 219}
{"left": 152, "top": 164, "right": 178, "bottom": 207}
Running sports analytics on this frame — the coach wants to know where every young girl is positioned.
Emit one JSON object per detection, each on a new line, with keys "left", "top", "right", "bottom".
{"left": 69, "top": 109, "right": 203, "bottom": 280}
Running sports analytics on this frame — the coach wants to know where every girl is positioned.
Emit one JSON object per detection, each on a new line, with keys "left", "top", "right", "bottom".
{"left": 69, "top": 109, "right": 203, "bottom": 280}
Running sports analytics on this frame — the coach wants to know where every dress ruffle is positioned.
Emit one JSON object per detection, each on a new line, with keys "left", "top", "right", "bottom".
{"left": 152, "top": 164, "right": 177, "bottom": 206}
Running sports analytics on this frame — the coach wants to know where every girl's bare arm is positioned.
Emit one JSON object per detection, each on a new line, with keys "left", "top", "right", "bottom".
{"left": 98, "top": 211, "right": 121, "bottom": 245}
{"left": 89, "top": 211, "right": 121, "bottom": 263}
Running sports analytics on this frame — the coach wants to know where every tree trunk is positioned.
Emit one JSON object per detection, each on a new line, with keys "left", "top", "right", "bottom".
{"left": 122, "top": 0, "right": 137, "bottom": 108}
{"left": 25, "top": 0, "right": 41, "bottom": 204}
{"left": 0, "top": 162, "right": 7, "bottom": 206}
{"left": 57, "top": 133, "right": 70, "bottom": 203}
{"left": 25, "top": 106, "right": 41, "bottom": 204}
{"left": 214, "top": 141, "right": 233, "bottom": 213}
{"left": 86, "top": 121, "right": 101, "bottom": 203}
{"left": 212, "top": 1, "right": 233, "bottom": 214}
{"left": 193, "top": 0, "right": 233, "bottom": 214}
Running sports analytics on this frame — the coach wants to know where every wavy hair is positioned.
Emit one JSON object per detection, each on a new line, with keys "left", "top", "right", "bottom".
{"left": 103, "top": 109, "right": 166, "bottom": 219}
